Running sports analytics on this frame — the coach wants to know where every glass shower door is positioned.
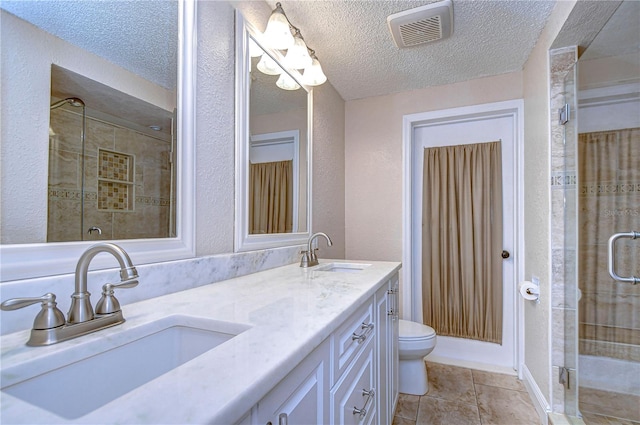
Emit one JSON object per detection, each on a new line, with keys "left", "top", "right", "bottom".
{"left": 576, "top": 125, "right": 640, "bottom": 423}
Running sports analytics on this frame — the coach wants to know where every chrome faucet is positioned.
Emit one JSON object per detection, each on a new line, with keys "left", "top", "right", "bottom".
{"left": 1, "top": 243, "right": 139, "bottom": 346}
{"left": 300, "top": 232, "right": 333, "bottom": 267}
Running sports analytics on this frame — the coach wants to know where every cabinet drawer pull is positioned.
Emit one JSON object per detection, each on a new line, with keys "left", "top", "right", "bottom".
{"left": 351, "top": 322, "right": 374, "bottom": 343}
{"left": 352, "top": 387, "right": 375, "bottom": 418}
{"left": 278, "top": 412, "right": 288, "bottom": 425}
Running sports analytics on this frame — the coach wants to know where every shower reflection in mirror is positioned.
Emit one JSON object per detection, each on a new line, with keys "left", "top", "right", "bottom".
{"left": 48, "top": 66, "right": 177, "bottom": 242}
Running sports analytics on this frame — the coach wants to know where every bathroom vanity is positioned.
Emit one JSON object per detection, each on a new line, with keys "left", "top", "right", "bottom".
{"left": 0, "top": 260, "right": 400, "bottom": 424}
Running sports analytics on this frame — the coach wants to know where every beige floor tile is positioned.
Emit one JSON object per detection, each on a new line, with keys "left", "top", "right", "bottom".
{"left": 393, "top": 415, "right": 417, "bottom": 425}
{"left": 425, "top": 362, "right": 477, "bottom": 405}
{"left": 417, "top": 396, "right": 481, "bottom": 425}
{"left": 472, "top": 369, "right": 527, "bottom": 392}
{"left": 396, "top": 393, "right": 420, "bottom": 420}
{"left": 475, "top": 383, "right": 539, "bottom": 425}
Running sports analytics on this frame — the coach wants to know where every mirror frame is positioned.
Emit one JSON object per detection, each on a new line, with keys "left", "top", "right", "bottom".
{"left": 234, "top": 11, "right": 313, "bottom": 252}
{"left": 0, "top": 0, "right": 196, "bottom": 282}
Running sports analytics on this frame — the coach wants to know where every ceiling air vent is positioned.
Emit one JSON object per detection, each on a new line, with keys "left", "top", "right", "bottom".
{"left": 387, "top": 0, "right": 453, "bottom": 48}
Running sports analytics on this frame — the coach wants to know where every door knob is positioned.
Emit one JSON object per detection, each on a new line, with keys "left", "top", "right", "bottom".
{"left": 502, "top": 250, "right": 510, "bottom": 259}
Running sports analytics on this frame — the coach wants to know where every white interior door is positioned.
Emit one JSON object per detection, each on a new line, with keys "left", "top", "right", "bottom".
{"left": 406, "top": 101, "right": 522, "bottom": 372}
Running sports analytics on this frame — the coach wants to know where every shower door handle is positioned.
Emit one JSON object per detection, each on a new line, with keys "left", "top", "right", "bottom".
{"left": 607, "top": 231, "right": 639, "bottom": 285}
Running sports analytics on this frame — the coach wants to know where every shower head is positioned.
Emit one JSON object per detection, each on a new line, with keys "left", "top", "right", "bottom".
{"left": 50, "top": 97, "right": 85, "bottom": 109}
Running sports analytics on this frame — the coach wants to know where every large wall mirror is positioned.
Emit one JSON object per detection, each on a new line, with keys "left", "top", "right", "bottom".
{"left": 235, "top": 11, "right": 312, "bottom": 251}
{"left": 0, "top": 0, "right": 195, "bottom": 281}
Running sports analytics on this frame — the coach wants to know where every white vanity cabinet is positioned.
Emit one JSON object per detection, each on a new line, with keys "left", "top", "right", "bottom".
{"left": 376, "top": 275, "right": 399, "bottom": 425}
{"left": 251, "top": 272, "right": 400, "bottom": 425}
{"left": 256, "top": 339, "right": 330, "bottom": 425}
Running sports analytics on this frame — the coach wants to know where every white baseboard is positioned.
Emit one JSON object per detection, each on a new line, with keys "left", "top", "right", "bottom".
{"left": 522, "top": 363, "right": 550, "bottom": 425}
{"left": 426, "top": 355, "right": 517, "bottom": 375}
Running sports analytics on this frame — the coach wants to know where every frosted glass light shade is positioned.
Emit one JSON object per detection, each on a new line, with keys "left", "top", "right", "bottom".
{"left": 276, "top": 73, "right": 301, "bottom": 90}
{"left": 257, "top": 54, "right": 282, "bottom": 75}
{"left": 283, "top": 33, "right": 312, "bottom": 70}
{"left": 263, "top": 6, "right": 294, "bottom": 50}
{"left": 249, "top": 37, "right": 263, "bottom": 58}
{"left": 302, "top": 58, "right": 327, "bottom": 86}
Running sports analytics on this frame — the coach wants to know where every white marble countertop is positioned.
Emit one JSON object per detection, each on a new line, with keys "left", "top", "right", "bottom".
{"left": 0, "top": 260, "right": 401, "bottom": 424}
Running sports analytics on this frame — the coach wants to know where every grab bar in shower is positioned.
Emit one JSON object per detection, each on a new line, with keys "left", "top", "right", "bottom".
{"left": 607, "top": 231, "right": 640, "bottom": 285}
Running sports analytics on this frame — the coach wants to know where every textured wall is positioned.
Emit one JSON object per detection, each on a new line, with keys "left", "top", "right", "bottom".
{"left": 521, "top": 0, "right": 576, "bottom": 411}
{"left": 195, "top": 1, "right": 237, "bottom": 255}
{"left": 312, "top": 82, "right": 346, "bottom": 260}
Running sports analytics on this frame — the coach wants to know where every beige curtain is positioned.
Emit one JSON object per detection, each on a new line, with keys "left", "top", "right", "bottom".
{"left": 249, "top": 160, "right": 293, "bottom": 234}
{"left": 422, "top": 141, "right": 503, "bottom": 344}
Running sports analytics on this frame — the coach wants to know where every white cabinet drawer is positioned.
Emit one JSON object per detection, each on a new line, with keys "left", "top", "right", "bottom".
{"left": 331, "top": 339, "right": 376, "bottom": 425}
{"left": 331, "top": 297, "right": 375, "bottom": 385}
{"left": 256, "top": 339, "right": 330, "bottom": 425}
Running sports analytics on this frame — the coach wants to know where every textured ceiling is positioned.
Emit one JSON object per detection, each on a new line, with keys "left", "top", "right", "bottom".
{"left": 580, "top": 0, "right": 640, "bottom": 61}
{"left": 5, "top": 0, "right": 636, "bottom": 104}
{"left": 267, "top": 0, "right": 556, "bottom": 100}
{"left": 1, "top": 0, "right": 178, "bottom": 90}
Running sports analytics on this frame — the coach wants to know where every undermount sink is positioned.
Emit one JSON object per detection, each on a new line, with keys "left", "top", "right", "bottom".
{"left": 315, "top": 262, "right": 371, "bottom": 273}
{"left": 2, "top": 315, "right": 250, "bottom": 419}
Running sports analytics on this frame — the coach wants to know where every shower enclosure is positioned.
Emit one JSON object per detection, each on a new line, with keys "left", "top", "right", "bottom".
{"left": 574, "top": 85, "right": 640, "bottom": 424}
{"left": 48, "top": 94, "right": 176, "bottom": 242}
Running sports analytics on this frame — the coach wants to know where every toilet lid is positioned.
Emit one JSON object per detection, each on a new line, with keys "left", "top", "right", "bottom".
{"left": 399, "top": 319, "right": 436, "bottom": 340}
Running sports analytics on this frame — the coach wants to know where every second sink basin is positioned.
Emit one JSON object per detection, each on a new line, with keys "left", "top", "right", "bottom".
{"left": 315, "top": 262, "right": 371, "bottom": 273}
{"left": 2, "top": 315, "right": 250, "bottom": 419}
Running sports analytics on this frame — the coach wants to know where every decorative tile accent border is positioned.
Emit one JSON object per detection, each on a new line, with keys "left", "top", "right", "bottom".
{"left": 550, "top": 171, "right": 577, "bottom": 187}
{"left": 48, "top": 189, "right": 97, "bottom": 201}
{"left": 580, "top": 182, "right": 640, "bottom": 196}
{"left": 136, "top": 196, "right": 172, "bottom": 207}
{"left": 48, "top": 189, "right": 171, "bottom": 207}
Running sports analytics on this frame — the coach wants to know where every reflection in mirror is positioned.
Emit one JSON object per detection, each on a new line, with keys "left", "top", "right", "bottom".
{"left": 48, "top": 66, "right": 176, "bottom": 242}
{"left": 249, "top": 41, "right": 308, "bottom": 235}
{"left": 0, "top": 0, "right": 195, "bottom": 281}
{"left": 235, "top": 11, "right": 312, "bottom": 252}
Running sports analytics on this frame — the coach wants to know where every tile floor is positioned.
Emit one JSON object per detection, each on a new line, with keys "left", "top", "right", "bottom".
{"left": 392, "top": 361, "right": 540, "bottom": 425}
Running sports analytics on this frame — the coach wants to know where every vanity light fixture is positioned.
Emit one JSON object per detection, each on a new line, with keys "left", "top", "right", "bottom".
{"left": 257, "top": 53, "right": 283, "bottom": 75}
{"left": 260, "top": 2, "right": 327, "bottom": 88}
{"left": 283, "top": 29, "right": 312, "bottom": 70}
{"left": 276, "top": 72, "right": 301, "bottom": 91}
{"left": 249, "top": 37, "right": 264, "bottom": 58}
{"left": 302, "top": 50, "right": 327, "bottom": 86}
{"left": 263, "top": 2, "right": 294, "bottom": 50}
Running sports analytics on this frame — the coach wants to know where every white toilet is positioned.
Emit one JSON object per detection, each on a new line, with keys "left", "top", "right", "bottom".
{"left": 398, "top": 319, "right": 437, "bottom": 395}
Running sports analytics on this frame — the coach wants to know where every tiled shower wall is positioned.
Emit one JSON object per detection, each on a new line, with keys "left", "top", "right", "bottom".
{"left": 578, "top": 128, "right": 640, "bottom": 362}
{"left": 549, "top": 46, "right": 579, "bottom": 416}
{"left": 48, "top": 107, "right": 175, "bottom": 241}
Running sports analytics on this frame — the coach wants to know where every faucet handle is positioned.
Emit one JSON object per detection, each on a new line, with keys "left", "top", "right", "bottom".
{"left": 299, "top": 250, "right": 311, "bottom": 268}
{"left": 95, "top": 278, "right": 138, "bottom": 315}
{"left": 1, "top": 293, "right": 66, "bottom": 330}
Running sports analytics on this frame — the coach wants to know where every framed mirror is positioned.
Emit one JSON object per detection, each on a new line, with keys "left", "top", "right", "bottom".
{"left": 0, "top": 0, "right": 195, "bottom": 281}
{"left": 235, "top": 11, "right": 313, "bottom": 252}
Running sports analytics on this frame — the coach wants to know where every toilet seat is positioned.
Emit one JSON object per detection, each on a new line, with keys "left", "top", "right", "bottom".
{"left": 399, "top": 319, "right": 436, "bottom": 341}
